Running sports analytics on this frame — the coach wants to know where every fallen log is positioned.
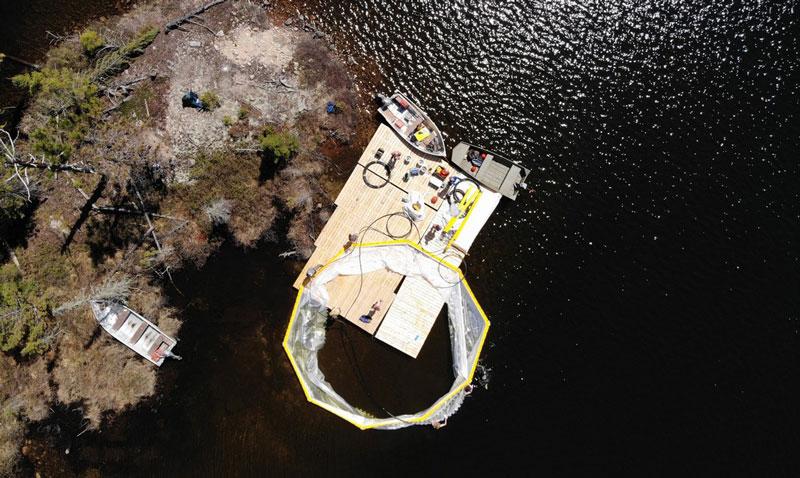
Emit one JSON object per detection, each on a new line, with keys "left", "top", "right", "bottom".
{"left": 1, "top": 54, "right": 40, "bottom": 70}
{"left": 4, "top": 158, "right": 95, "bottom": 174}
{"left": 2, "top": 129, "right": 96, "bottom": 174}
{"left": 165, "top": 0, "right": 227, "bottom": 33}
{"left": 184, "top": 19, "right": 216, "bottom": 36}
{"left": 91, "top": 205, "right": 142, "bottom": 215}
{"left": 101, "top": 72, "right": 158, "bottom": 95}
{"left": 132, "top": 182, "right": 175, "bottom": 285}
{"left": 91, "top": 204, "right": 181, "bottom": 221}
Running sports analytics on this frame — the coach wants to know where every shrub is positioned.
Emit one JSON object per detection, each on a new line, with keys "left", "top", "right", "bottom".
{"left": 0, "top": 412, "right": 23, "bottom": 477}
{"left": 222, "top": 115, "right": 233, "bottom": 127}
{"left": 0, "top": 166, "right": 31, "bottom": 238}
{"left": 237, "top": 107, "right": 248, "bottom": 120}
{"left": 90, "top": 26, "right": 159, "bottom": 82}
{"left": 0, "top": 270, "right": 52, "bottom": 357}
{"left": 12, "top": 68, "right": 102, "bottom": 160}
{"left": 79, "top": 29, "right": 105, "bottom": 56}
{"left": 200, "top": 91, "right": 220, "bottom": 111}
{"left": 44, "top": 43, "right": 88, "bottom": 70}
{"left": 258, "top": 127, "right": 299, "bottom": 164}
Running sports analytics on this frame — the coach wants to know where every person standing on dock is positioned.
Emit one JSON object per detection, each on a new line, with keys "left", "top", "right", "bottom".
{"left": 359, "top": 300, "right": 383, "bottom": 323}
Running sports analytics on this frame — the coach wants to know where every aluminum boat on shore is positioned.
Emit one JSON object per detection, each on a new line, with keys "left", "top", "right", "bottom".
{"left": 90, "top": 300, "right": 181, "bottom": 366}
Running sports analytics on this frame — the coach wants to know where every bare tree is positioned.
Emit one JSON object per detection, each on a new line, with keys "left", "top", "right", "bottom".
{"left": 0, "top": 129, "right": 96, "bottom": 175}
{"left": 91, "top": 275, "right": 133, "bottom": 303}
{"left": 53, "top": 275, "right": 133, "bottom": 317}
{"left": 205, "top": 199, "right": 232, "bottom": 225}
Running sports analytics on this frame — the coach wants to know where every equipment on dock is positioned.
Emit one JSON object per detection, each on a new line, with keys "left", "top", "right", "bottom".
{"left": 433, "top": 165, "right": 450, "bottom": 180}
{"left": 428, "top": 175, "right": 444, "bottom": 190}
{"left": 377, "top": 93, "right": 446, "bottom": 158}
{"left": 402, "top": 191, "right": 426, "bottom": 222}
{"left": 287, "top": 124, "right": 503, "bottom": 429}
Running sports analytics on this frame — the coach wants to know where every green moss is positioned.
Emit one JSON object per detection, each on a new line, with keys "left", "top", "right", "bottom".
{"left": 139, "top": 248, "right": 159, "bottom": 268}
{"left": 257, "top": 127, "right": 299, "bottom": 164}
{"left": 199, "top": 91, "right": 220, "bottom": 111}
{"left": 79, "top": 29, "right": 105, "bottom": 56}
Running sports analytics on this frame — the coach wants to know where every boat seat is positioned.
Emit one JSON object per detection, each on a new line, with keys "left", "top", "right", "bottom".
{"left": 408, "top": 117, "right": 424, "bottom": 131}
{"left": 112, "top": 309, "right": 131, "bottom": 331}
{"left": 129, "top": 322, "right": 148, "bottom": 344}
{"left": 148, "top": 338, "right": 168, "bottom": 356}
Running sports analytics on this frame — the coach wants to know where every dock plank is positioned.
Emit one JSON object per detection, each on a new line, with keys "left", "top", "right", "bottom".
{"left": 375, "top": 276, "right": 446, "bottom": 358}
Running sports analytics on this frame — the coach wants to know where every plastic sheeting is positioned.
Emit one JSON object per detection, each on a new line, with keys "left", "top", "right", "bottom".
{"left": 283, "top": 241, "right": 490, "bottom": 430}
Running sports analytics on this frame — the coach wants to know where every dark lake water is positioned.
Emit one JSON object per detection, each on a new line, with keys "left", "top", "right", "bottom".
{"left": 5, "top": 0, "right": 800, "bottom": 474}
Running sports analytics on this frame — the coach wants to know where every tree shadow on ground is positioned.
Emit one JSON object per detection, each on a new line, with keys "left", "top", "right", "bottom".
{"left": 84, "top": 213, "right": 144, "bottom": 267}
{"left": 61, "top": 175, "right": 107, "bottom": 254}
{"left": 0, "top": 197, "right": 39, "bottom": 263}
{"left": 258, "top": 153, "right": 280, "bottom": 183}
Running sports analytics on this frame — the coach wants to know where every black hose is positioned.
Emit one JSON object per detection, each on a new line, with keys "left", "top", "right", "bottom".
{"left": 385, "top": 213, "right": 413, "bottom": 239}
{"left": 448, "top": 177, "right": 482, "bottom": 204}
{"left": 342, "top": 212, "right": 420, "bottom": 318}
{"left": 362, "top": 161, "right": 391, "bottom": 189}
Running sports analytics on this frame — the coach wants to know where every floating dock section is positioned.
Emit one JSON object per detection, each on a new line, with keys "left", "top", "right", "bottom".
{"left": 293, "top": 124, "right": 501, "bottom": 357}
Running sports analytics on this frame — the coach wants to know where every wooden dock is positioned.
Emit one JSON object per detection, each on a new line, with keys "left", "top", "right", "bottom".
{"left": 293, "top": 124, "right": 445, "bottom": 334}
{"left": 293, "top": 124, "right": 502, "bottom": 356}
{"left": 374, "top": 276, "right": 445, "bottom": 358}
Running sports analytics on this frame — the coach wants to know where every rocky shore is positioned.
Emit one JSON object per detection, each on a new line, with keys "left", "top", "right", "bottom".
{"left": 0, "top": 1, "right": 367, "bottom": 474}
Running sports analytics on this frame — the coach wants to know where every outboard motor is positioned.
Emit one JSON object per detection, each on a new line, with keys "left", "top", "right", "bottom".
{"left": 374, "top": 94, "right": 390, "bottom": 107}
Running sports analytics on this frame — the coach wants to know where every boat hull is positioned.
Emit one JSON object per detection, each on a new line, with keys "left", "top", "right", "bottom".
{"left": 378, "top": 93, "right": 446, "bottom": 158}
{"left": 450, "top": 142, "right": 530, "bottom": 200}
{"left": 90, "top": 300, "right": 178, "bottom": 366}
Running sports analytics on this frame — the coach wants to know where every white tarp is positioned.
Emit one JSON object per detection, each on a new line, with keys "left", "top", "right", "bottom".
{"left": 283, "top": 242, "right": 489, "bottom": 430}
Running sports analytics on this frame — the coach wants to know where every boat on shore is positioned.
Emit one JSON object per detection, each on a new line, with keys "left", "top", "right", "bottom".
{"left": 450, "top": 142, "right": 530, "bottom": 200}
{"left": 378, "top": 93, "right": 446, "bottom": 158}
{"left": 90, "top": 300, "right": 181, "bottom": 366}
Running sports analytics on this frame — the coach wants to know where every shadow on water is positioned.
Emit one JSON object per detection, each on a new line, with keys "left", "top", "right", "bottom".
{"left": 40, "top": 226, "right": 454, "bottom": 476}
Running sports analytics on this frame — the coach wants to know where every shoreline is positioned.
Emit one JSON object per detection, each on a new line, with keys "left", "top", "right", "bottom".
{"left": 0, "top": 1, "right": 379, "bottom": 474}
